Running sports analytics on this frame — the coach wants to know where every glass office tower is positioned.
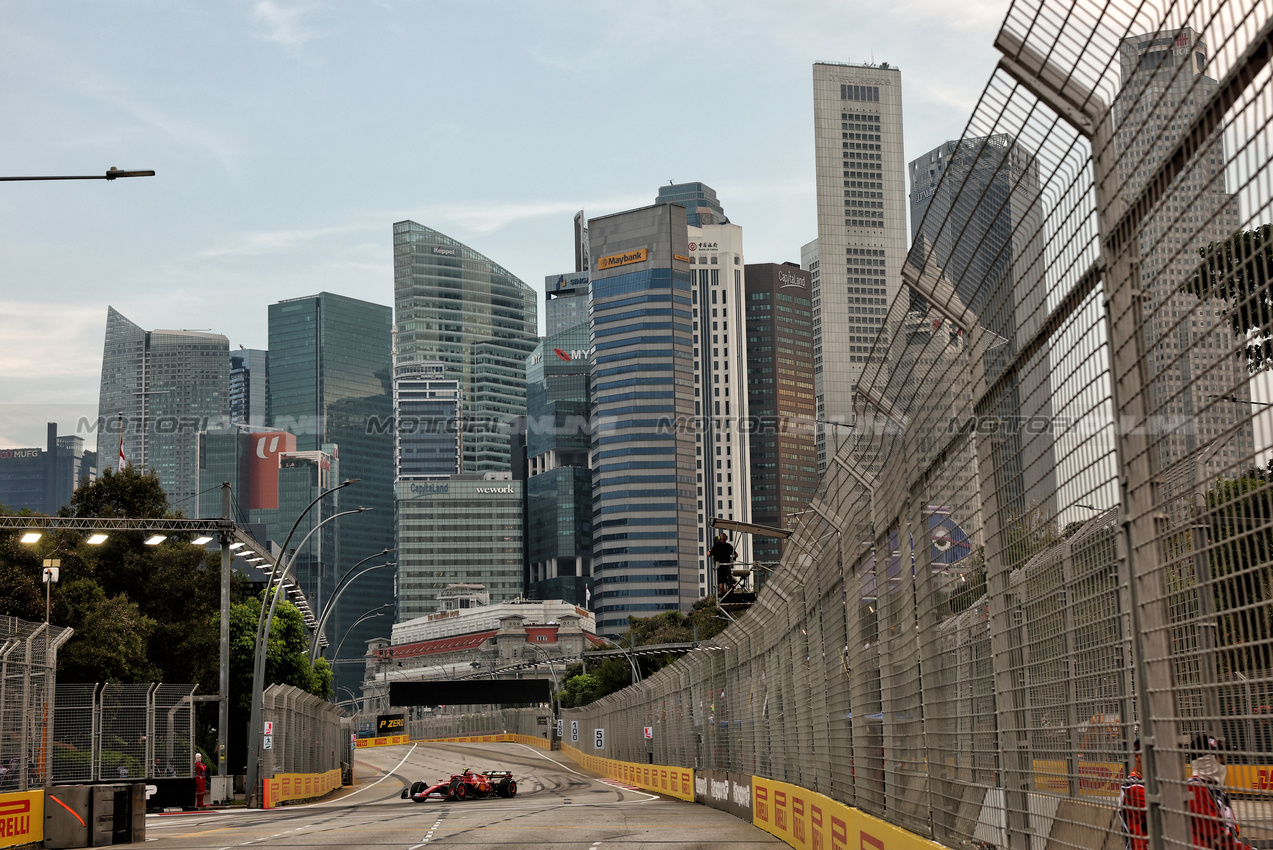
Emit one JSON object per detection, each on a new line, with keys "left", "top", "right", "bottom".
{"left": 588, "top": 203, "right": 699, "bottom": 634}
{"left": 393, "top": 221, "right": 538, "bottom": 473}
{"left": 267, "top": 292, "right": 394, "bottom": 696}
{"left": 97, "top": 307, "right": 230, "bottom": 508}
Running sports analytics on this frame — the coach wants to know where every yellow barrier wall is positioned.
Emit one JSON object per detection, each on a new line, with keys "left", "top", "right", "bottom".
{"left": 413, "top": 733, "right": 551, "bottom": 750}
{"left": 355, "top": 734, "right": 410, "bottom": 748}
{"left": 752, "top": 776, "right": 948, "bottom": 850}
{"left": 0, "top": 791, "right": 42, "bottom": 848}
{"left": 262, "top": 768, "right": 342, "bottom": 809}
{"left": 560, "top": 744, "right": 694, "bottom": 801}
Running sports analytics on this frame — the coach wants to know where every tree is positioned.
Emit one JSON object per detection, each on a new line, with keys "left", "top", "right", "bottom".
{"left": 1183, "top": 223, "right": 1273, "bottom": 372}
{"left": 1203, "top": 467, "right": 1273, "bottom": 674}
{"left": 54, "top": 579, "right": 158, "bottom": 683}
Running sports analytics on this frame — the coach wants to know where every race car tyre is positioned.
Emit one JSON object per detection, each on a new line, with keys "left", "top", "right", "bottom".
{"left": 506, "top": 780, "right": 517, "bottom": 798}
{"left": 408, "top": 781, "right": 427, "bottom": 801}
{"left": 453, "top": 782, "right": 468, "bottom": 801}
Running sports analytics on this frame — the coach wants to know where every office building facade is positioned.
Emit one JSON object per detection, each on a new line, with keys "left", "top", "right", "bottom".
{"left": 0, "top": 424, "right": 95, "bottom": 514}
{"left": 812, "top": 62, "right": 908, "bottom": 470}
{"left": 267, "top": 292, "right": 394, "bottom": 695}
{"left": 525, "top": 323, "right": 592, "bottom": 606}
{"left": 229, "top": 349, "right": 268, "bottom": 428}
{"left": 908, "top": 135, "right": 1057, "bottom": 516}
{"left": 97, "top": 307, "right": 230, "bottom": 508}
{"left": 392, "top": 221, "right": 538, "bottom": 474}
{"left": 1112, "top": 29, "right": 1252, "bottom": 483}
{"left": 394, "top": 362, "right": 461, "bottom": 479}
{"left": 395, "top": 475, "right": 524, "bottom": 621}
{"left": 588, "top": 204, "right": 698, "bottom": 633}
{"left": 544, "top": 271, "right": 590, "bottom": 336}
{"left": 684, "top": 217, "right": 752, "bottom": 595}
{"left": 744, "top": 263, "right": 819, "bottom": 566}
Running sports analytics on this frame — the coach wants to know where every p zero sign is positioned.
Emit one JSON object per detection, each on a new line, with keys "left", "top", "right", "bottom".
{"left": 377, "top": 714, "right": 406, "bottom": 735}
{"left": 596, "top": 249, "right": 648, "bottom": 271}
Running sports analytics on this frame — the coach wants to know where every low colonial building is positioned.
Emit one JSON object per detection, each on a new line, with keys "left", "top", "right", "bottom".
{"left": 361, "top": 587, "right": 601, "bottom": 714}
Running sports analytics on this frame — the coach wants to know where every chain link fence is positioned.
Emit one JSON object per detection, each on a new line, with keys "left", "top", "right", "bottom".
{"left": 550, "top": 0, "right": 1273, "bottom": 847}
{"left": 50, "top": 682, "right": 198, "bottom": 783}
{"left": 0, "top": 616, "right": 72, "bottom": 791}
{"left": 261, "top": 684, "right": 350, "bottom": 778}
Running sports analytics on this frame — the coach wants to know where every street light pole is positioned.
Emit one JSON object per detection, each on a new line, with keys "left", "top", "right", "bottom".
{"left": 308, "top": 549, "right": 395, "bottom": 666}
{"left": 217, "top": 483, "right": 232, "bottom": 782}
{"left": 0, "top": 167, "right": 156, "bottom": 182}
{"left": 245, "top": 478, "right": 359, "bottom": 807}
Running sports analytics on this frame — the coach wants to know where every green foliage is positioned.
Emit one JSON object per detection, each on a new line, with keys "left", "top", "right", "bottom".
{"left": 1183, "top": 223, "right": 1273, "bottom": 373}
{"left": 54, "top": 578, "right": 158, "bottom": 683}
{"left": 63, "top": 466, "right": 174, "bottom": 520}
{"left": 558, "top": 673, "right": 602, "bottom": 709}
{"left": 229, "top": 594, "right": 331, "bottom": 706}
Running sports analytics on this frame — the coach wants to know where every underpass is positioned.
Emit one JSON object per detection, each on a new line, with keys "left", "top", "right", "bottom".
{"left": 142, "top": 741, "right": 785, "bottom": 849}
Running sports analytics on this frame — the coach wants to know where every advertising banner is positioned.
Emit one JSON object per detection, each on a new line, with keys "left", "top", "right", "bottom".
{"left": 0, "top": 791, "right": 42, "bottom": 848}
{"left": 261, "top": 769, "right": 342, "bottom": 809}
{"left": 751, "top": 775, "right": 945, "bottom": 850}
{"left": 693, "top": 770, "right": 753, "bottom": 821}
{"left": 376, "top": 714, "right": 406, "bottom": 736}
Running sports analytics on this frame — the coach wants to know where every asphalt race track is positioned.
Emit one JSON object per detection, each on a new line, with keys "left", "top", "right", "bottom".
{"left": 143, "top": 741, "right": 787, "bottom": 849}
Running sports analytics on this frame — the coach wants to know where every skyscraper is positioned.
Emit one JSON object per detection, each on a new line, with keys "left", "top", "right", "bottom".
{"left": 394, "top": 362, "right": 461, "bottom": 479}
{"left": 1112, "top": 29, "right": 1252, "bottom": 483}
{"left": 267, "top": 292, "right": 394, "bottom": 695}
{"left": 812, "top": 62, "right": 908, "bottom": 470}
{"left": 97, "top": 307, "right": 229, "bottom": 508}
{"left": 392, "top": 221, "right": 538, "bottom": 473}
{"left": 744, "top": 263, "right": 819, "bottom": 567}
{"left": 525, "top": 324, "right": 592, "bottom": 606}
{"left": 544, "top": 271, "right": 590, "bottom": 336}
{"left": 588, "top": 204, "right": 698, "bottom": 634}
{"left": 229, "top": 348, "right": 268, "bottom": 427}
{"left": 908, "top": 135, "right": 1057, "bottom": 515}
{"left": 662, "top": 181, "right": 753, "bottom": 597}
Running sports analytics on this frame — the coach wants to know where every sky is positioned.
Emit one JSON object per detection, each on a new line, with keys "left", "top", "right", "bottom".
{"left": 0, "top": 0, "right": 1010, "bottom": 451}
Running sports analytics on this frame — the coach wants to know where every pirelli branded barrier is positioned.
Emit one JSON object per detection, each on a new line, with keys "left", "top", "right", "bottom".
{"left": 414, "top": 733, "right": 552, "bottom": 751}
{"left": 262, "top": 769, "right": 342, "bottom": 809}
{"left": 751, "top": 776, "right": 947, "bottom": 850}
{"left": 560, "top": 744, "right": 695, "bottom": 802}
{"left": 354, "top": 734, "right": 410, "bottom": 748}
{"left": 0, "top": 791, "right": 42, "bottom": 848}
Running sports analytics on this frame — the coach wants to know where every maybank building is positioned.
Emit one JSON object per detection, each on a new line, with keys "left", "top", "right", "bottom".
{"left": 588, "top": 204, "right": 698, "bottom": 634}
{"left": 395, "top": 475, "right": 524, "bottom": 621}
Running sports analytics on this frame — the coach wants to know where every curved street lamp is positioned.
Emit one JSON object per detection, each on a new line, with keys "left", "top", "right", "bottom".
{"left": 246, "top": 478, "right": 360, "bottom": 807}
{"left": 308, "top": 550, "right": 396, "bottom": 667}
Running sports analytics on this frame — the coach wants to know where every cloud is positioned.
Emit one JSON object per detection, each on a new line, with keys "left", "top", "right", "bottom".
{"left": 249, "top": 0, "right": 324, "bottom": 47}
{"left": 197, "top": 223, "right": 372, "bottom": 259}
{"left": 401, "top": 195, "right": 652, "bottom": 236}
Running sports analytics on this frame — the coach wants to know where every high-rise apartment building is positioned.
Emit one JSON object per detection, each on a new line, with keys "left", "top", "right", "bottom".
{"left": 588, "top": 204, "right": 698, "bottom": 634}
{"left": 744, "top": 263, "right": 819, "bottom": 566}
{"left": 812, "top": 62, "right": 908, "bottom": 470}
{"left": 392, "top": 221, "right": 538, "bottom": 473}
{"left": 525, "top": 324, "right": 592, "bottom": 606}
{"left": 1112, "top": 29, "right": 1252, "bottom": 483}
{"left": 97, "top": 307, "right": 229, "bottom": 507}
{"left": 229, "top": 349, "right": 268, "bottom": 428}
{"left": 908, "top": 135, "right": 1057, "bottom": 516}
{"left": 267, "top": 292, "right": 394, "bottom": 695}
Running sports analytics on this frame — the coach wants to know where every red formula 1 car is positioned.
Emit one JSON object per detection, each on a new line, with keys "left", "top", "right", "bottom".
{"left": 400, "top": 768, "right": 518, "bottom": 802}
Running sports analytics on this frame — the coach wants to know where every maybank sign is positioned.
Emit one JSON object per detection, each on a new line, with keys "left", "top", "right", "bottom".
{"left": 596, "top": 249, "right": 648, "bottom": 271}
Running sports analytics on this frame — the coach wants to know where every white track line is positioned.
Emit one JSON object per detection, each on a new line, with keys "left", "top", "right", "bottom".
{"left": 511, "top": 744, "right": 659, "bottom": 801}
{"left": 309, "top": 743, "right": 418, "bottom": 806}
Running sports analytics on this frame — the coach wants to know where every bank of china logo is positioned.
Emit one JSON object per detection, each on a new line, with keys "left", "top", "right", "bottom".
{"left": 689, "top": 242, "right": 697, "bottom": 251}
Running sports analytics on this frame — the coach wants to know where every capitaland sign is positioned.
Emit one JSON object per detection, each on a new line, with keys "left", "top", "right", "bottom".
{"left": 431, "top": 246, "right": 457, "bottom": 256}
{"left": 596, "top": 249, "right": 649, "bottom": 271}
{"left": 409, "top": 482, "right": 450, "bottom": 495}
{"left": 778, "top": 270, "right": 806, "bottom": 289}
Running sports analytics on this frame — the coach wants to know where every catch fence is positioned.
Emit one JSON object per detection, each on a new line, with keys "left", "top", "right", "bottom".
{"left": 0, "top": 616, "right": 72, "bottom": 792}
{"left": 51, "top": 682, "right": 198, "bottom": 783}
{"left": 560, "top": 0, "right": 1273, "bottom": 847}
{"left": 261, "top": 684, "right": 350, "bottom": 778}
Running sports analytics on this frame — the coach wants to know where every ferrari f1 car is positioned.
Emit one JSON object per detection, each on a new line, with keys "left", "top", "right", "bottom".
{"left": 400, "top": 768, "right": 518, "bottom": 802}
